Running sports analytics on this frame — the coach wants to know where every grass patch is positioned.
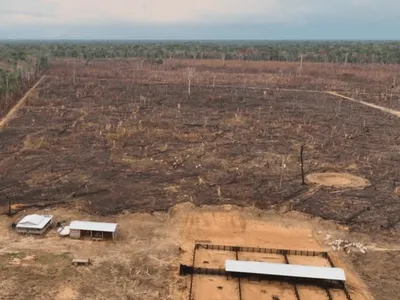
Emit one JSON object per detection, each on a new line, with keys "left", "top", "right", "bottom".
{"left": 23, "top": 136, "right": 51, "bottom": 150}
{"left": 4, "top": 251, "right": 27, "bottom": 259}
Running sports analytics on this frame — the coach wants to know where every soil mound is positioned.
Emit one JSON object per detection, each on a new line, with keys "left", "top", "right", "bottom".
{"left": 306, "top": 172, "right": 370, "bottom": 189}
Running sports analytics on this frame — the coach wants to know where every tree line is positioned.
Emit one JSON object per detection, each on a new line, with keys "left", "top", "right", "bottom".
{"left": 0, "top": 47, "right": 49, "bottom": 116}
{"left": 2, "top": 40, "right": 400, "bottom": 64}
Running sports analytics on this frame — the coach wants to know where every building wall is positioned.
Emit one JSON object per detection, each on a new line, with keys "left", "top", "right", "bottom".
{"left": 16, "top": 228, "right": 45, "bottom": 235}
{"left": 69, "top": 229, "right": 117, "bottom": 240}
{"left": 70, "top": 229, "right": 81, "bottom": 239}
{"left": 113, "top": 225, "right": 119, "bottom": 240}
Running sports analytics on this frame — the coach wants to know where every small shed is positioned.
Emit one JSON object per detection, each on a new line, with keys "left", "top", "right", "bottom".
{"left": 16, "top": 214, "right": 53, "bottom": 235}
{"left": 72, "top": 258, "right": 90, "bottom": 266}
{"left": 69, "top": 221, "right": 119, "bottom": 240}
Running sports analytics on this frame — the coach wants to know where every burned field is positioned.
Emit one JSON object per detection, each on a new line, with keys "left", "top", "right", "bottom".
{"left": 1, "top": 60, "right": 400, "bottom": 234}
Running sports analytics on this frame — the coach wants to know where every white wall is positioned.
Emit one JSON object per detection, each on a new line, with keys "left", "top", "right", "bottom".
{"left": 70, "top": 229, "right": 81, "bottom": 239}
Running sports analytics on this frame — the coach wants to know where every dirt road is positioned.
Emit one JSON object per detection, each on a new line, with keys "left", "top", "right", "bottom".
{"left": 0, "top": 75, "right": 46, "bottom": 128}
{"left": 327, "top": 91, "right": 400, "bottom": 118}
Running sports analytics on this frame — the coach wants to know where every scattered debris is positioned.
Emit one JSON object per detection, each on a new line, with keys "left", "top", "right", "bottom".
{"left": 9, "top": 255, "right": 37, "bottom": 266}
{"left": 58, "top": 226, "right": 70, "bottom": 237}
{"left": 9, "top": 258, "right": 22, "bottom": 265}
{"left": 324, "top": 233, "right": 367, "bottom": 253}
{"left": 23, "top": 255, "right": 37, "bottom": 261}
{"left": 328, "top": 239, "right": 367, "bottom": 254}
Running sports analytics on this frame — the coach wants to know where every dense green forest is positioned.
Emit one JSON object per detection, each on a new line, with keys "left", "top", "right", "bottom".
{"left": 1, "top": 40, "right": 400, "bottom": 111}
{"left": 2, "top": 40, "right": 400, "bottom": 63}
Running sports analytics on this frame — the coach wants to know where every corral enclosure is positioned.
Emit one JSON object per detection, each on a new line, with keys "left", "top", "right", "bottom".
{"left": 1, "top": 59, "right": 400, "bottom": 232}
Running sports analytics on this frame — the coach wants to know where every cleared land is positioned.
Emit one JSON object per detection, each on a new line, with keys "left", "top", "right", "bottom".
{"left": 0, "top": 203, "right": 372, "bottom": 300}
{"left": 1, "top": 62, "right": 400, "bottom": 230}
{"left": 1, "top": 59, "right": 400, "bottom": 299}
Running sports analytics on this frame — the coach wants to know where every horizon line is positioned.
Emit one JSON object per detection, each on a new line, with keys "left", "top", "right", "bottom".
{"left": 1, "top": 38, "right": 400, "bottom": 42}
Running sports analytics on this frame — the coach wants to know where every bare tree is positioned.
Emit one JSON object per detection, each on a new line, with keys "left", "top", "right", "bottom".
{"left": 279, "top": 156, "right": 286, "bottom": 188}
{"left": 212, "top": 73, "right": 217, "bottom": 88}
{"left": 186, "top": 67, "right": 196, "bottom": 96}
{"left": 299, "top": 54, "right": 304, "bottom": 73}
{"left": 221, "top": 53, "right": 226, "bottom": 66}
{"left": 300, "top": 145, "right": 306, "bottom": 185}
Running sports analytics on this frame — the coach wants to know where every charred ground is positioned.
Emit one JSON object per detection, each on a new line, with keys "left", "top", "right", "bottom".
{"left": 1, "top": 59, "right": 400, "bottom": 234}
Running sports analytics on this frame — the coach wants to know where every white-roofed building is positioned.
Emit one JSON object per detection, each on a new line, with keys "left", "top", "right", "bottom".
{"left": 16, "top": 214, "right": 53, "bottom": 235}
{"left": 225, "top": 260, "right": 346, "bottom": 282}
{"left": 69, "top": 221, "right": 119, "bottom": 240}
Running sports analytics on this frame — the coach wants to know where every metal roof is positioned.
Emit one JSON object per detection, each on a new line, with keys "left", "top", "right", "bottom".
{"left": 16, "top": 214, "right": 53, "bottom": 229}
{"left": 225, "top": 260, "right": 346, "bottom": 281}
{"left": 69, "top": 221, "right": 118, "bottom": 233}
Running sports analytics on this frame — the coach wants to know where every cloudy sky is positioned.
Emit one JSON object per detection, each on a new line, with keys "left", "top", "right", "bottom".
{"left": 0, "top": 0, "right": 399, "bottom": 39}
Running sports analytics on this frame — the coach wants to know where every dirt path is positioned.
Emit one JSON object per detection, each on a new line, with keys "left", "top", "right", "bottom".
{"left": 327, "top": 91, "right": 400, "bottom": 118}
{"left": 0, "top": 75, "right": 46, "bottom": 128}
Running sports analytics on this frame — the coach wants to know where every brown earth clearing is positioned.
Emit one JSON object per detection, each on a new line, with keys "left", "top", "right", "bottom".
{"left": 0, "top": 203, "right": 374, "bottom": 300}
{"left": 1, "top": 58, "right": 400, "bottom": 299}
{"left": 306, "top": 173, "right": 371, "bottom": 189}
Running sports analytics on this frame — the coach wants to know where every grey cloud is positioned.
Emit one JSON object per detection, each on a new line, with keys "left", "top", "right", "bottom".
{"left": 0, "top": 0, "right": 400, "bottom": 39}
{"left": 0, "top": 9, "right": 52, "bottom": 18}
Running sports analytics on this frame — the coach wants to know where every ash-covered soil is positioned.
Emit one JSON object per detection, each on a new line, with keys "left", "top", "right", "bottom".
{"left": 1, "top": 69, "right": 400, "bottom": 234}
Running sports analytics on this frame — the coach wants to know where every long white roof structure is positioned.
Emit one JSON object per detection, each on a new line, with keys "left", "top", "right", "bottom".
{"left": 16, "top": 214, "right": 53, "bottom": 229}
{"left": 70, "top": 221, "right": 118, "bottom": 233}
{"left": 225, "top": 260, "right": 346, "bottom": 281}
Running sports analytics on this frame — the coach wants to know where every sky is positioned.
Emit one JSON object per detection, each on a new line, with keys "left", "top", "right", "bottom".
{"left": 0, "top": 0, "right": 399, "bottom": 40}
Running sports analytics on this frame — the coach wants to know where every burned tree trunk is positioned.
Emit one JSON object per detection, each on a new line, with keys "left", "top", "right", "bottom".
{"left": 300, "top": 144, "right": 306, "bottom": 185}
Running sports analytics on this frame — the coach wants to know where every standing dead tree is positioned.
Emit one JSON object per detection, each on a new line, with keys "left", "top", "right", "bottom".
{"left": 212, "top": 73, "right": 217, "bottom": 89}
{"left": 279, "top": 156, "right": 286, "bottom": 188}
{"left": 299, "top": 54, "right": 304, "bottom": 74}
{"left": 221, "top": 53, "right": 226, "bottom": 66}
{"left": 7, "top": 200, "right": 12, "bottom": 216}
{"left": 300, "top": 144, "right": 306, "bottom": 185}
{"left": 186, "top": 67, "right": 196, "bottom": 96}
